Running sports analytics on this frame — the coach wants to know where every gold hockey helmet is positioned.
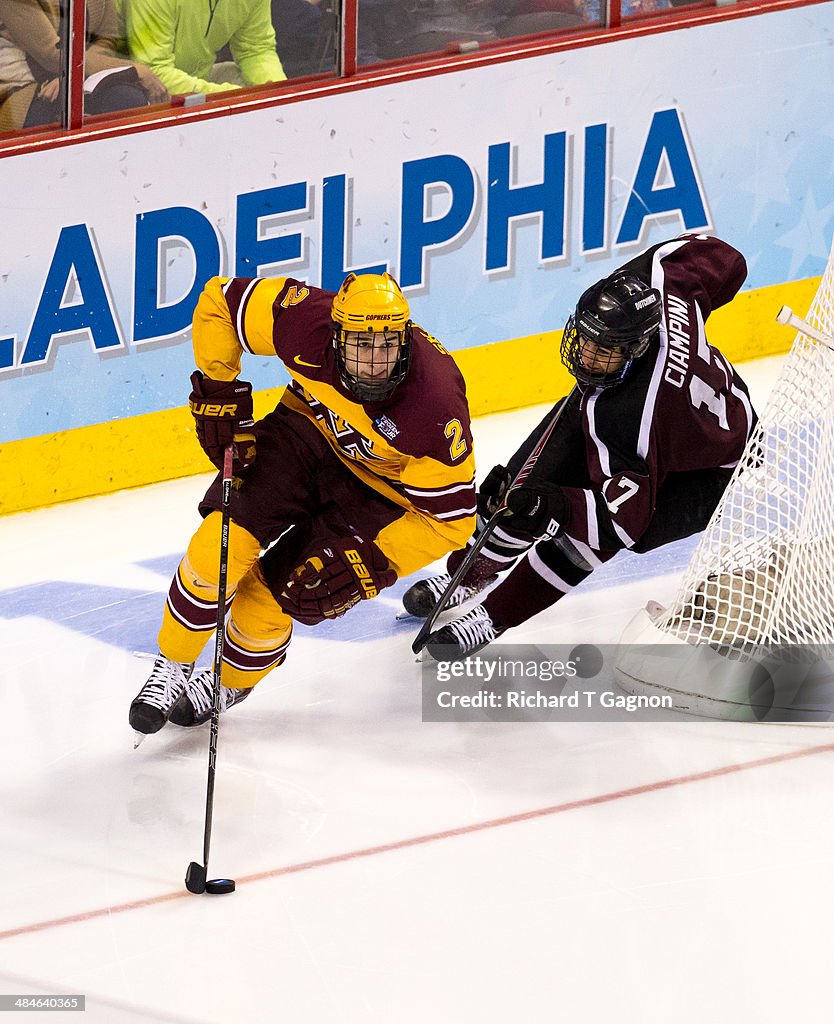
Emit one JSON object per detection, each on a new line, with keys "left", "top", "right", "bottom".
{"left": 331, "top": 272, "right": 413, "bottom": 401}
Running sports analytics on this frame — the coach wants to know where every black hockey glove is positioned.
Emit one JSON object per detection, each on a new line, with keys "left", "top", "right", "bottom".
{"left": 477, "top": 464, "right": 511, "bottom": 518}
{"left": 278, "top": 537, "right": 397, "bottom": 626}
{"left": 503, "top": 481, "right": 568, "bottom": 540}
{"left": 189, "top": 371, "right": 256, "bottom": 473}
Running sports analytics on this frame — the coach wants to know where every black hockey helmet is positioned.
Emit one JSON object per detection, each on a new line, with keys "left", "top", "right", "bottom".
{"left": 561, "top": 272, "right": 662, "bottom": 388}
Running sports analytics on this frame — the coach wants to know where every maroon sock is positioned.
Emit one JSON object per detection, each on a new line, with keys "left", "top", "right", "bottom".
{"left": 447, "top": 548, "right": 500, "bottom": 588}
{"left": 483, "top": 545, "right": 593, "bottom": 630}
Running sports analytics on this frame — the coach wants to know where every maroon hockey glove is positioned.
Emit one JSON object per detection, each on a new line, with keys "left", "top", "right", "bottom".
{"left": 279, "top": 537, "right": 397, "bottom": 626}
{"left": 189, "top": 371, "right": 256, "bottom": 473}
{"left": 504, "top": 481, "right": 568, "bottom": 540}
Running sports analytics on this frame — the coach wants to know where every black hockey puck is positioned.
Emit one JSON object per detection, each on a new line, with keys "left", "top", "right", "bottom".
{"left": 569, "top": 644, "right": 604, "bottom": 679}
{"left": 205, "top": 878, "right": 236, "bottom": 895}
{"left": 185, "top": 861, "right": 207, "bottom": 894}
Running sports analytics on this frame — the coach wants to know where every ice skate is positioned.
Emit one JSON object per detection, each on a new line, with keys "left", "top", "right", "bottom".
{"left": 169, "top": 667, "right": 252, "bottom": 727}
{"left": 401, "top": 568, "right": 497, "bottom": 619}
{"left": 129, "top": 654, "right": 195, "bottom": 735}
{"left": 423, "top": 604, "right": 504, "bottom": 661}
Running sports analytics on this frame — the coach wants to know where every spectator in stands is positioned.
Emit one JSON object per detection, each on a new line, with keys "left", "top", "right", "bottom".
{"left": 357, "top": 0, "right": 502, "bottom": 65}
{"left": 575, "top": 0, "right": 670, "bottom": 20}
{"left": 118, "top": 0, "right": 286, "bottom": 95}
{"left": 354, "top": 0, "right": 587, "bottom": 66}
{"left": 0, "top": 0, "right": 167, "bottom": 133}
{"left": 496, "top": 0, "right": 585, "bottom": 35}
{"left": 271, "top": 0, "right": 334, "bottom": 78}
{"left": 496, "top": 0, "right": 668, "bottom": 27}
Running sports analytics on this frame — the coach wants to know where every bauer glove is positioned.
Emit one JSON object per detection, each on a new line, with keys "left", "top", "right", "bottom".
{"left": 278, "top": 537, "right": 397, "bottom": 626}
{"left": 503, "top": 481, "right": 568, "bottom": 540}
{"left": 189, "top": 371, "right": 256, "bottom": 473}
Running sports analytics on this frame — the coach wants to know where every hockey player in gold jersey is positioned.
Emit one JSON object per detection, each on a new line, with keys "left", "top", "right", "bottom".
{"left": 130, "top": 272, "right": 476, "bottom": 734}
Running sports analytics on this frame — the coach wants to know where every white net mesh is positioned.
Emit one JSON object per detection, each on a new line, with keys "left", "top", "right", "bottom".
{"left": 655, "top": 238, "right": 834, "bottom": 656}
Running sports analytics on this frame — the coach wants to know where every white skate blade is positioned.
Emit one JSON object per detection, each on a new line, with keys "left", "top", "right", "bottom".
{"left": 133, "top": 731, "right": 147, "bottom": 750}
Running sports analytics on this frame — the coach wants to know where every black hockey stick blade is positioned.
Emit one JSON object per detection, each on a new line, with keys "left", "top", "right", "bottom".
{"left": 185, "top": 860, "right": 207, "bottom": 894}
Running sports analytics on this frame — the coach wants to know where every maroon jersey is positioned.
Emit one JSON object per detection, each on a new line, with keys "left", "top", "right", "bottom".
{"left": 558, "top": 235, "right": 756, "bottom": 551}
{"left": 191, "top": 275, "right": 477, "bottom": 575}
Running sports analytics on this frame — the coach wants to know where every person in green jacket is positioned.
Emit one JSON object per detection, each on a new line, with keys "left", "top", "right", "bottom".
{"left": 118, "top": 0, "right": 286, "bottom": 95}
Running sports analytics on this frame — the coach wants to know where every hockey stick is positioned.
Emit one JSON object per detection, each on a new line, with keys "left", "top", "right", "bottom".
{"left": 185, "top": 445, "right": 236, "bottom": 896}
{"left": 411, "top": 386, "right": 578, "bottom": 655}
{"left": 776, "top": 306, "right": 834, "bottom": 352}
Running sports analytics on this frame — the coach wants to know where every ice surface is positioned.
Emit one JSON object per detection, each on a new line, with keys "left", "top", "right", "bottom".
{"left": 2, "top": 355, "right": 833, "bottom": 1023}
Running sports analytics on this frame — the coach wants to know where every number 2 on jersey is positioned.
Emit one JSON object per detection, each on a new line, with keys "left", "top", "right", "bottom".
{"left": 281, "top": 285, "right": 310, "bottom": 308}
{"left": 444, "top": 419, "right": 467, "bottom": 460}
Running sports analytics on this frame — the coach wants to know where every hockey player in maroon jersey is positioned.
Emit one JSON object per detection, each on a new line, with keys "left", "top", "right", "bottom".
{"left": 408, "top": 234, "right": 758, "bottom": 660}
{"left": 129, "top": 272, "right": 476, "bottom": 735}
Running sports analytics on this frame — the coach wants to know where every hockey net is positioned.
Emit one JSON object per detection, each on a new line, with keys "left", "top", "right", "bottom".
{"left": 617, "top": 237, "right": 834, "bottom": 717}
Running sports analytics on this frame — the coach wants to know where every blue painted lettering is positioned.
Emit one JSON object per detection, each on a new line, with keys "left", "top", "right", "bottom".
{"left": 236, "top": 183, "right": 307, "bottom": 276}
{"left": 320, "top": 175, "right": 386, "bottom": 291}
{"left": 486, "top": 133, "right": 566, "bottom": 272}
{"left": 21, "top": 224, "right": 122, "bottom": 367}
{"left": 617, "top": 108, "right": 710, "bottom": 245}
{"left": 134, "top": 207, "right": 221, "bottom": 344}
{"left": 399, "top": 154, "right": 475, "bottom": 288}
{"left": 583, "top": 123, "right": 608, "bottom": 253}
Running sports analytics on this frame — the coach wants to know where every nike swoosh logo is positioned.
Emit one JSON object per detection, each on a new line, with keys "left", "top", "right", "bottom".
{"left": 294, "top": 355, "right": 322, "bottom": 369}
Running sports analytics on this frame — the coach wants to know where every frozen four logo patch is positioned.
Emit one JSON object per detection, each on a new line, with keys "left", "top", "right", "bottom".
{"left": 374, "top": 414, "right": 400, "bottom": 441}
